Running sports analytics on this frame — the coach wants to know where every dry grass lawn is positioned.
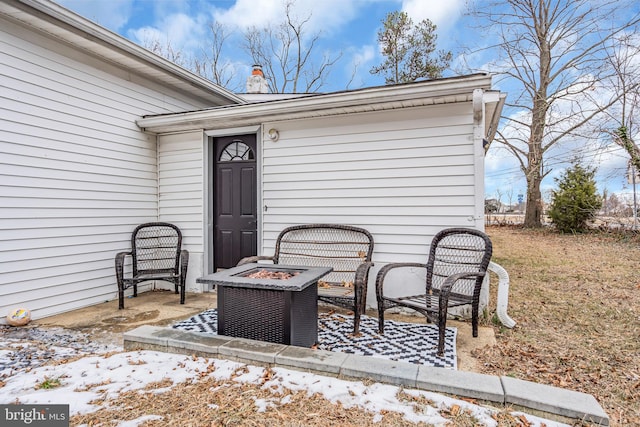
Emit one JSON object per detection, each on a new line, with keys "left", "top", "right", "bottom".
{"left": 475, "top": 226, "right": 640, "bottom": 427}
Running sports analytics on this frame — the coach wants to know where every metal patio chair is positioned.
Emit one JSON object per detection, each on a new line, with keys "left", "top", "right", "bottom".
{"left": 238, "top": 224, "right": 374, "bottom": 335}
{"left": 115, "top": 222, "right": 189, "bottom": 309}
{"left": 375, "top": 228, "right": 492, "bottom": 356}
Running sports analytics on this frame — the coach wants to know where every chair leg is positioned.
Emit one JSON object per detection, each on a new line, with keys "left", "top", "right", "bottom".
{"left": 353, "top": 308, "right": 361, "bottom": 335}
{"left": 437, "top": 316, "right": 446, "bottom": 357}
{"left": 115, "top": 257, "right": 125, "bottom": 309}
{"left": 133, "top": 284, "right": 138, "bottom": 297}
{"left": 472, "top": 305, "right": 479, "bottom": 337}
{"left": 118, "top": 287, "right": 125, "bottom": 309}
{"left": 179, "top": 250, "right": 189, "bottom": 303}
{"left": 437, "top": 302, "right": 449, "bottom": 357}
{"left": 377, "top": 305, "right": 385, "bottom": 334}
{"left": 352, "top": 283, "right": 362, "bottom": 335}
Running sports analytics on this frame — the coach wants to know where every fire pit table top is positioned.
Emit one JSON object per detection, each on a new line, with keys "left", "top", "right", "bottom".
{"left": 196, "top": 263, "right": 333, "bottom": 291}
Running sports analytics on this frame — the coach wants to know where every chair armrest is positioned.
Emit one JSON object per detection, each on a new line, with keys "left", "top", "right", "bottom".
{"left": 355, "top": 262, "right": 374, "bottom": 287}
{"left": 438, "top": 271, "right": 487, "bottom": 303}
{"left": 354, "top": 261, "right": 374, "bottom": 312}
{"left": 375, "top": 262, "right": 427, "bottom": 295}
{"left": 237, "top": 255, "right": 274, "bottom": 266}
{"left": 115, "top": 251, "right": 132, "bottom": 284}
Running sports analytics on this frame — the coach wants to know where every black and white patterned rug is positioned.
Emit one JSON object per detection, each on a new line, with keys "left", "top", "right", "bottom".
{"left": 172, "top": 309, "right": 457, "bottom": 369}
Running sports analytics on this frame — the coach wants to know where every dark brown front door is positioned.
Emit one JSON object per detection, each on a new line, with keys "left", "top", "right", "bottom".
{"left": 213, "top": 135, "right": 257, "bottom": 270}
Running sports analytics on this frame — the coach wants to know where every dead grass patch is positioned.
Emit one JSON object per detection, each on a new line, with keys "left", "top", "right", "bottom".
{"left": 71, "top": 374, "right": 424, "bottom": 426}
{"left": 475, "top": 226, "right": 640, "bottom": 427}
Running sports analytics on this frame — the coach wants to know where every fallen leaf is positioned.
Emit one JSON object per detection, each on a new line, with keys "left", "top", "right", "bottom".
{"left": 518, "top": 414, "right": 533, "bottom": 426}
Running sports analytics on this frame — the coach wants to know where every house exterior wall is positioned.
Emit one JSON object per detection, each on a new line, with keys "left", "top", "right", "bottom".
{"left": 162, "top": 101, "right": 486, "bottom": 306}
{"left": 157, "top": 131, "right": 206, "bottom": 292}
{"left": 0, "top": 17, "right": 216, "bottom": 323}
{"left": 261, "top": 104, "right": 480, "bottom": 254}
{"left": 259, "top": 103, "right": 485, "bottom": 305}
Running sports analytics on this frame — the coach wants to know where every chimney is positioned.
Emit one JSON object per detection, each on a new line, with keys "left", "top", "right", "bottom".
{"left": 246, "top": 64, "right": 269, "bottom": 94}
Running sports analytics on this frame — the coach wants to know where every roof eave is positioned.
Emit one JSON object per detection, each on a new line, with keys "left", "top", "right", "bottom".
{"left": 3, "top": 0, "right": 245, "bottom": 106}
{"left": 137, "top": 74, "right": 497, "bottom": 134}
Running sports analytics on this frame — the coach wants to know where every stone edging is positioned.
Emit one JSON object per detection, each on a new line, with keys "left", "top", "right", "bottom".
{"left": 123, "top": 325, "right": 609, "bottom": 426}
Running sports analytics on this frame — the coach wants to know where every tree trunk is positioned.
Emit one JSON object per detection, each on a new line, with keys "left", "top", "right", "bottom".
{"left": 524, "top": 172, "right": 544, "bottom": 227}
{"left": 523, "top": 8, "right": 550, "bottom": 229}
{"left": 524, "top": 91, "right": 547, "bottom": 228}
{"left": 523, "top": 110, "right": 547, "bottom": 228}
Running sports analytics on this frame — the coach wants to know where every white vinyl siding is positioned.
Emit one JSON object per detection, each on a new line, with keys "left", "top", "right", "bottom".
{"left": 261, "top": 103, "right": 479, "bottom": 265}
{"left": 0, "top": 18, "right": 215, "bottom": 322}
{"left": 158, "top": 131, "right": 205, "bottom": 291}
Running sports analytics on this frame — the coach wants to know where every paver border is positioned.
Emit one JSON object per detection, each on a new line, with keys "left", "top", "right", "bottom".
{"left": 123, "top": 326, "right": 609, "bottom": 426}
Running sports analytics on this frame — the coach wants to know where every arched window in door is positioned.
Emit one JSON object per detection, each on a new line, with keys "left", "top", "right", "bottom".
{"left": 219, "top": 140, "right": 255, "bottom": 162}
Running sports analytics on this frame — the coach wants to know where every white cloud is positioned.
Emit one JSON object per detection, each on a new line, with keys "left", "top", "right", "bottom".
{"left": 212, "top": 0, "right": 359, "bottom": 34}
{"left": 57, "top": 0, "right": 135, "bottom": 31}
{"left": 128, "top": 12, "right": 206, "bottom": 54}
{"left": 401, "top": 0, "right": 465, "bottom": 34}
{"left": 211, "top": 0, "right": 281, "bottom": 29}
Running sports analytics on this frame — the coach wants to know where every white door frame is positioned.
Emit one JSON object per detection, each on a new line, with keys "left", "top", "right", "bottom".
{"left": 203, "top": 126, "right": 262, "bottom": 276}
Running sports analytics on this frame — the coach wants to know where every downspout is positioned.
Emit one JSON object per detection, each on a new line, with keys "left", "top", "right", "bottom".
{"left": 472, "top": 89, "right": 485, "bottom": 228}
{"left": 474, "top": 89, "right": 516, "bottom": 328}
{"left": 488, "top": 261, "right": 516, "bottom": 328}
{"left": 155, "top": 134, "right": 161, "bottom": 222}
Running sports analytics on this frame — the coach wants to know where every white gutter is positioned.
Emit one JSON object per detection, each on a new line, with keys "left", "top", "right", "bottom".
{"left": 12, "top": 0, "right": 245, "bottom": 105}
{"left": 484, "top": 92, "right": 507, "bottom": 150}
{"left": 138, "top": 74, "right": 494, "bottom": 133}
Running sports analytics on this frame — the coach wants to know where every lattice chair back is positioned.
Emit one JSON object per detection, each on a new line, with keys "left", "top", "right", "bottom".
{"left": 426, "top": 228, "right": 493, "bottom": 299}
{"left": 273, "top": 224, "right": 374, "bottom": 285}
{"left": 131, "top": 223, "right": 182, "bottom": 276}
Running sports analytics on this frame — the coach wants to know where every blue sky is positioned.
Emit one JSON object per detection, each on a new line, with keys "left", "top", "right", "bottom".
{"left": 56, "top": 0, "right": 639, "bottom": 205}
{"left": 57, "top": 0, "right": 469, "bottom": 91}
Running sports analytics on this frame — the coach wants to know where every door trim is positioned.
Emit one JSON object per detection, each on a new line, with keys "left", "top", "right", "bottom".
{"left": 203, "top": 126, "right": 262, "bottom": 276}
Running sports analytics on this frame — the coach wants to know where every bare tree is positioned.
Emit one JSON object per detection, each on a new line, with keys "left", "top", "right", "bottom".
{"left": 193, "top": 22, "right": 237, "bottom": 89}
{"left": 242, "top": 1, "right": 341, "bottom": 93}
{"left": 141, "top": 35, "right": 189, "bottom": 68}
{"left": 469, "top": 0, "right": 640, "bottom": 227}
{"left": 602, "top": 34, "right": 640, "bottom": 172}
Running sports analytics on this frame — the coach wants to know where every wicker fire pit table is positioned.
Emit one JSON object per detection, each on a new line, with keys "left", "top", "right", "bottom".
{"left": 197, "top": 263, "right": 332, "bottom": 347}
